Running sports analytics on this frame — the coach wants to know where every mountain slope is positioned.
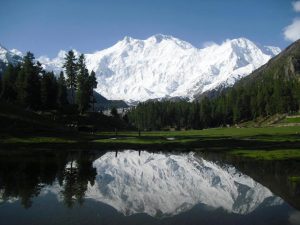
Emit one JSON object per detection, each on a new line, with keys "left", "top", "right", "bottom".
{"left": 37, "top": 35, "right": 280, "bottom": 102}
{"left": 238, "top": 39, "right": 300, "bottom": 84}
{"left": 202, "top": 39, "right": 300, "bottom": 124}
{"left": 0, "top": 44, "right": 22, "bottom": 75}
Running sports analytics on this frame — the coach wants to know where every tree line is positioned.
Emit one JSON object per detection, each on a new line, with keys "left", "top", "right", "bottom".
{"left": 128, "top": 70, "right": 300, "bottom": 130}
{"left": 0, "top": 50, "right": 97, "bottom": 114}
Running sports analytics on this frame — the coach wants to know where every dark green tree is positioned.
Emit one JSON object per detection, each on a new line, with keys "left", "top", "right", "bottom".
{"left": 16, "top": 68, "right": 26, "bottom": 105}
{"left": 89, "top": 70, "right": 98, "bottom": 111}
{"left": 22, "top": 52, "right": 41, "bottom": 110}
{"left": 200, "top": 97, "right": 212, "bottom": 128}
{"left": 57, "top": 71, "right": 68, "bottom": 107}
{"left": 63, "top": 50, "right": 77, "bottom": 104}
{"left": 1, "top": 64, "right": 19, "bottom": 101}
{"left": 40, "top": 71, "right": 58, "bottom": 110}
{"left": 111, "top": 107, "right": 118, "bottom": 118}
{"left": 76, "top": 54, "right": 90, "bottom": 114}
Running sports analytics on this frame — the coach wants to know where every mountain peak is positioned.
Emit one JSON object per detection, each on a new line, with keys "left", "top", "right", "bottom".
{"left": 121, "top": 36, "right": 134, "bottom": 43}
{"left": 230, "top": 37, "right": 253, "bottom": 43}
{"left": 10, "top": 49, "right": 23, "bottom": 57}
{"left": 40, "top": 36, "right": 281, "bottom": 102}
{"left": 149, "top": 34, "right": 175, "bottom": 42}
{"left": 226, "top": 38, "right": 280, "bottom": 57}
{"left": 0, "top": 44, "right": 9, "bottom": 54}
{"left": 0, "top": 36, "right": 281, "bottom": 102}
{"left": 226, "top": 37, "right": 257, "bottom": 49}
{"left": 0, "top": 44, "right": 22, "bottom": 68}
{"left": 117, "top": 34, "right": 194, "bottom": 50}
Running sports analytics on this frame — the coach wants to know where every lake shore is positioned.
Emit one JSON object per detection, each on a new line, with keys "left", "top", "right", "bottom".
{"left": 1, "top": 126, "right": 300, "bottom": 160}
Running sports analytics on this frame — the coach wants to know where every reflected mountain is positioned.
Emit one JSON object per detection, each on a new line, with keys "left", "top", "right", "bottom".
{"left": 0, "top": 149, "right": 298, "bottom": 223}
{"left": 200, "top": 152, "right": 300, "bottom": 211}
{"left": 83, "top": 150, "right": 282, "bottom": 217}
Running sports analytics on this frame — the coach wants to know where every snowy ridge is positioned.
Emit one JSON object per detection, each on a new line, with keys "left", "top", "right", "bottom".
{"left": 0, "top": 44, "right": 22, "bottom": 73}
{"left": 38, "top": 49, "right": 80, "bottom": 74}
{"left": 36, "top": 35, "right": 280, "bottom": 102}
{"left": 84, "top": 151, "right": 282, "bottom": 217}
{"left": 0, "top": 36, "right": 280, "bottom": 102}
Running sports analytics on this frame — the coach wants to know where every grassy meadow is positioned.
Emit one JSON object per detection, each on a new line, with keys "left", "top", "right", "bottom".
{"left": 1, "top": 126, "right": 300, "bottom": 160}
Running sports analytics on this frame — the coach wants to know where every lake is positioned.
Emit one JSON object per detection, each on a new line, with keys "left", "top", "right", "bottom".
{"left": 0, "top": 149, "right": 299, "bottom": 225}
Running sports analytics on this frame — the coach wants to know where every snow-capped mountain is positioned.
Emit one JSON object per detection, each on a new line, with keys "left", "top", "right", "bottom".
{"left": 41, "top": 150, "right": 282, "bottom": 217}
{"left": 0, "top": 35, "right": 280, "bottom": 102}
{"left": 0, "top": 44, "right": 22, "bottom": 74}
{"left": 36, "top": 35, "right": 280, "bottom": 102}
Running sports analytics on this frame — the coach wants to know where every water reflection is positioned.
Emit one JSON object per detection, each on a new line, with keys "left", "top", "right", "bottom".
{"left": 0, "top": 150, "right": 299, "bottom": 225}
{"left": 201, "top": 152, "right": 300, "bottom": 210}
{"left": 0, "top": 151, "right": 98, "bottom": 208}
{"left": 87, "top": 151, "right": 282, "bottom": 216}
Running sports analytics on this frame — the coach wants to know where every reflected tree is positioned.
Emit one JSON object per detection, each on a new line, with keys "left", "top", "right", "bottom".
{"left": 0, "top": 151, "right": 97, "bottom": 209}
{"left": 60, "top": 152, "right": 97, "bottom": 207}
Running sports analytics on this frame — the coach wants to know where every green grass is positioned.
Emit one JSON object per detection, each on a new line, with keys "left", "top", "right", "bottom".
{"left": 93, "top": 136, "right": 199, "bottom": 145}
{"left": 230, "top": 149, "right": 300, "bottom": 160}
{"left": 289, "top": 176, "right": 300, "bottom": 183}
{"left": 2, "top": 99, "right": 300, "bottom": 162}
{"left": 98, "top": 126, "right": 300, "bottom": 139}
{"left": 97, "top": 126, "right": 300, "bottom": 144}
{"left": 2, "top": 136, "right": 77, "bottom": 144}
{"left": 92, "top": 126, "right": 300, "bottom": 153}
{"left": 1, "top": 126, "right": 300, "bottom": 161}
{"left": 283, "top": 117, "right": 300, "bottom": 123}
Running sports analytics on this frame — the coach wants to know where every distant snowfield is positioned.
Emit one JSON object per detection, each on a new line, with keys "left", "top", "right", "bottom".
{"left": 0, "top": 35, "right": 281, "bottom": 102}
{"left": 42, "top": 150, "right": 282, "bottom": 217}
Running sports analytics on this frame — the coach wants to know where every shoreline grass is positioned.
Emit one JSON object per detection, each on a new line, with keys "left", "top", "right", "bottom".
{"left": 289, "top": 176, "right": 300, "bottom": 183}
{"left": 229, "top": 149, "right": 300, "bottom": 160}
{"left": 1, "top": 126, "right": 300, "bottom": 161}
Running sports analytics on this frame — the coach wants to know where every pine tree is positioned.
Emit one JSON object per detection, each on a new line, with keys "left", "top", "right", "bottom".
{"left": 0, "top": 75, "right": 2, "bottom": 96}
{"left": 57, "top": 71, "right": 68, "bottom": 107}
{"left": 16, "top": 69, "right": 26, "bottom": 105}
{"left": 111, "top": 107, "right": 118, "bottom": 118}
{"left": 22, "top": 52, "right": 41, "bottom": 110}
{"left": 63, "top": 50, "right": 77, "bottom": 104}
{"left": 76, "top": 54, "right": 90, "bottom": 114}
{"left": 89, "top": 70, "right": 97, "bottom": 111}
{"left": 41, "top": 71, "right": 58, "bottom": 110}
{"left": 200, "top": 97, "right": 212, "bottom": 128}
{"left": 1, "top": 64, "right": 19, "bottom": 101}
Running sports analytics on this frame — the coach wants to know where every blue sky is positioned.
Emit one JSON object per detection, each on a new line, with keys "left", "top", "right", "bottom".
{"left": 0, "top": 0, "right": 298, "bottom": 57}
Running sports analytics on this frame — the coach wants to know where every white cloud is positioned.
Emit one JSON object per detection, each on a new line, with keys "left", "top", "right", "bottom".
{"left": 283, "top": 18, "right": 300, "bottom": 41}
{"left": 293, "top": 1, "right": 300, "bottom": 12}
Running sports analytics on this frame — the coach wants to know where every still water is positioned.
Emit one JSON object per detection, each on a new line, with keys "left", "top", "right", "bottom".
{"left": 0, "top": 150, "right": 299, "bottom": 225}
